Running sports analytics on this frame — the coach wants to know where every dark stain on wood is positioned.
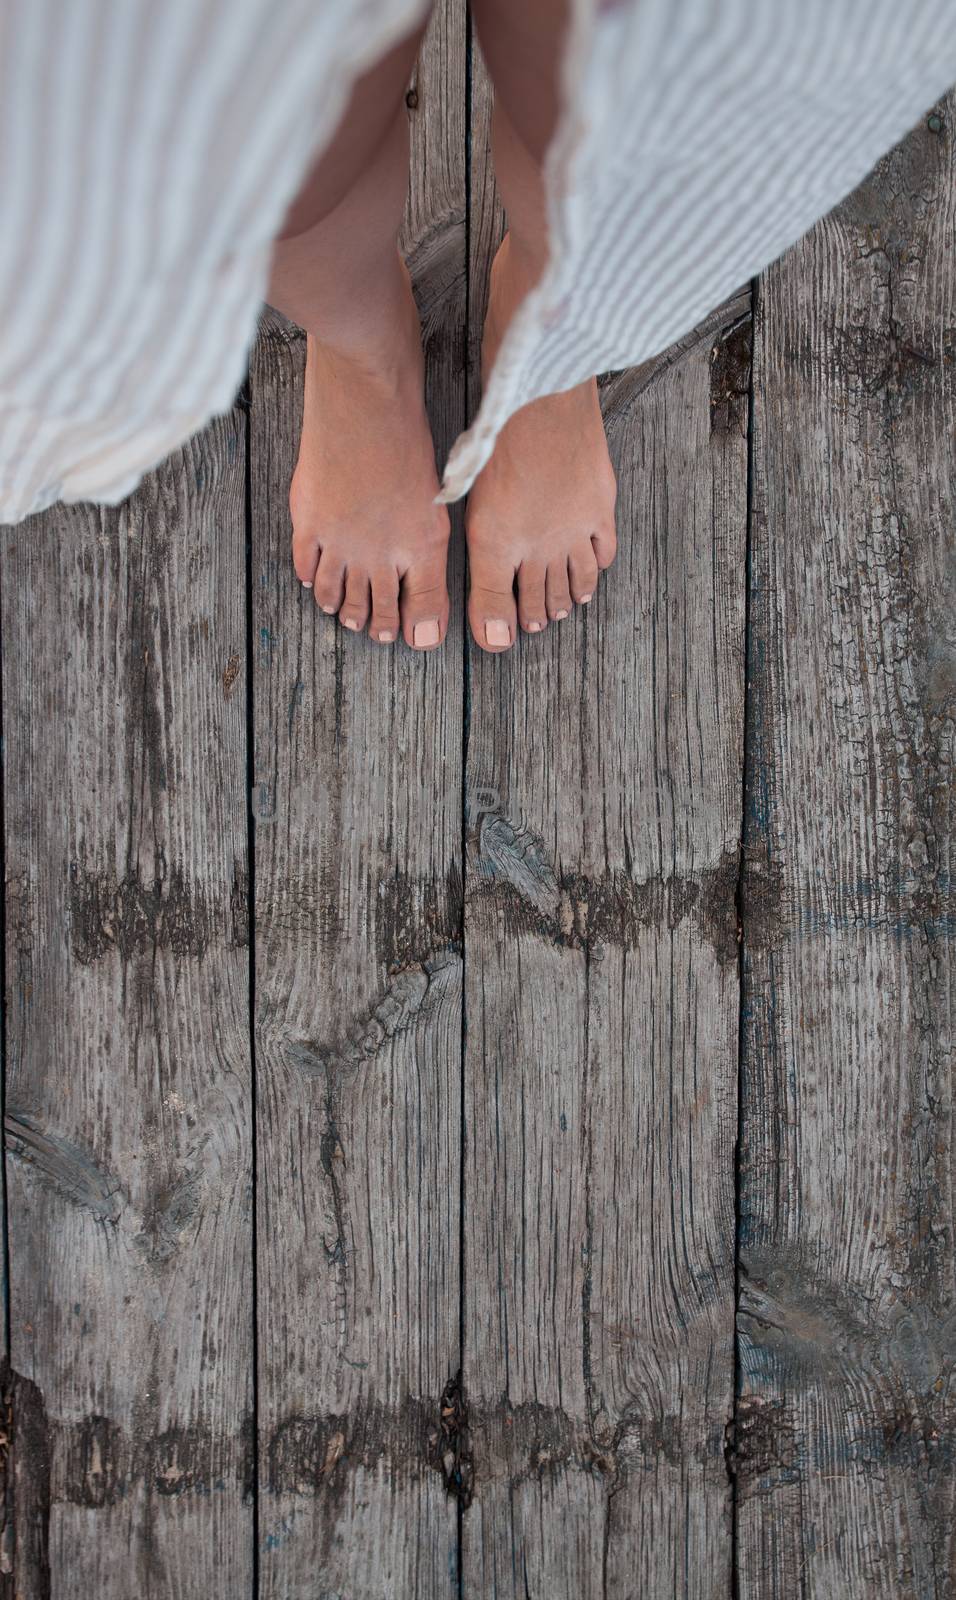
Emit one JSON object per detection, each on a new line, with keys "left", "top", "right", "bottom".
{"left": 264, "top": 1398, "right": 446, "bottom": 1499}
{"left": 472, "top": 812, "right": 743, "bottom": 965}
{"left": 374, "top": 862, "right": 463, "bottom": 969}
{"left": 221, "top": 653, "right": 241, "bottom": 698}
{"left": 724, "top": 1395, "right": 798, "bottom": 1496}
{"left": 469, "top": 1401, "right": 707, "bottom": 1495}
{"left": 737, "top": 841, "right": 786, "bottom": 956}
{"left": 45, "top": 1416, "right": 246, "bottom": 1506}
{"left": 830, "top": 319, "right": 939, "bottom": 403}
{"left": 71, "top": 1416, "right": 124, "bottom": 1508}
{"left": 68, "top": 863, "right": 210, "bottom": 963}
{"left": 0, "top": 1374, "right": 12, "bottom": 1587}
{"left": 710, "top": 315, "right": 753, "bottom": 437}
{"left": 427, "top": 1375, "right": 473, "bottom": 1509}
{"left": 0, "top": 1367, "right": 51, "bottom": 1594}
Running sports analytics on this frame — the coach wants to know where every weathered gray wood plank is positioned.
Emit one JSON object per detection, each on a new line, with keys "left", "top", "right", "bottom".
{"left": 249, "top": 5, "right": 466, "bottom": 1594}
{"left": 737, "top": 95, "right": 956, "bottom": 1596}
{"left": 461, "top": 41, "right": 747, "bottom": 1599}
{"left": 1, "top": 415, "right": 253, "bottom": 1596}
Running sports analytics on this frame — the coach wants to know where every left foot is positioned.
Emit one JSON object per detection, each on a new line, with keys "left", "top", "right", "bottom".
{"left": 465, "top": 234, "right": 618, "bottom": 652}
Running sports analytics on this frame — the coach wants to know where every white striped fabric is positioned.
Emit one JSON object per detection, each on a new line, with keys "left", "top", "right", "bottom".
{"left": 441, "top": 0, "right": 956, "bottom": 496}
{"left": 1, "top": 0, "right": 954, "bottom": 522}
{"left": 0, "top": 0, "right": 428, "bottom": 523}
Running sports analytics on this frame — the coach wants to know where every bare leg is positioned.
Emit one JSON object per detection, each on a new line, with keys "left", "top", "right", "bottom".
{"left": 466, "top": 0, "right": 617, "bottom": 652}
{"left": 267, "top": 18, "right": 450, "bottom": 650}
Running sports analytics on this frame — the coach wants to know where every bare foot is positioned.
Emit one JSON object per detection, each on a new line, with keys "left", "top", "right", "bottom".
{"left": 465, "top": 234, "right": 617, "bottom": 652}
{"left": 290, "top": 254, "right": 450, "bottom": 649}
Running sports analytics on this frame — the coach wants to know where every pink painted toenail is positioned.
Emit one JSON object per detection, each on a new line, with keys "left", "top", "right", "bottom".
{"left": 485, "top": 619, "right": 511, "bottom": 647}
{"left": 378, "top": 630, "right": 396, "bottom": 644}
{"left": 301, "top": 580, "right": 312, "bottom": 588}
{"left": 555, "top": 609, "right": 569, "bottom": 620}
{"left": 580, "top": 593, "right": 592, "bottom": 603}
{"left": 413, "top": 619, "right": 440, "bottom": 648}
{"left": 321, "top": 605, "right": 336, "bottom": 615}
{"left": 343, "top": 617, "right": 360, "bottom": 631}
{"left": 527, "top": 621, "right": 543, "bottom": 633}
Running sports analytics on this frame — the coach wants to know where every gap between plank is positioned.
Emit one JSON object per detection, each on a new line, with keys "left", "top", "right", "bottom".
{"left": 243, "top": 377, "right": 261, "bottom": 1599}
{"left": 0, "top": 474, "right": 12, "bottom": 1581}
{"left": 730, "top": 274, "right": 760, "bottom": 1600}
{"left": 456, "top": 8, "right": 474, "bottom": 1596}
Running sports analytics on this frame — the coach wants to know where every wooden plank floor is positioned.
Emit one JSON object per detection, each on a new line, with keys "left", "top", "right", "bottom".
{"left": 1, "top": 8, "right": 953, "bottom": 1595}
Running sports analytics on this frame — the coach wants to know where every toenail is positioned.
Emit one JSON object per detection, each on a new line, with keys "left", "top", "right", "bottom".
{"left": 580, "top": 593, "right": 593, "bottom": 603}
{"left": 527, "top": 621, "right": 543, "bottom": 633}
{"left": 555, "top": 609, "right": 569, "bottom": 620}
{"left": 321, "top": 604, "right": 336, "bottom": 615}
{"left": 378, "top": 630, "right": 395, "bottom": 644}
{"left": 301, "top": 580, "right": 312, "bottom": 588}
{"left": 413, "top": 619, "right": 440, "bottom": 648}
{"left": 485, "top": 619, "right": 511, "bottom": 647}
{"left": 343, "top": 617, "right": 360, "bottom": 631}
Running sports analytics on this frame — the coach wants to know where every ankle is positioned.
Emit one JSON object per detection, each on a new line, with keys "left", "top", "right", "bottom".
{"left": 500, "top": 229, "right": 549, "bottom": 293}
{"left": 306, "top": 253, "right": 422, "bottom": 389}
{"left": 484, "top": 231, "right": 549, "bottom": 363}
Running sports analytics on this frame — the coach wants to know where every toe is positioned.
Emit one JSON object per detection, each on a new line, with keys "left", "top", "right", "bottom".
{"left": 400, "top": 551, "right": 449, "bottom": 650}
{"left": 339, "top": 567, "right": 371, "bottom": 633}
{"left": 370, "top": 566, "right": 401, "bottom": 644}
{"left": 545, "top": 558, "right": 573, "bottom": 622}
{"left": 568, "top": 541, "right": 599, "bottom": 605}
{"left": 313, "top": 551, "right": 345, "bottom": 615}
{"left": 290, "top": 501, "right": 321, "bottom": 587}
{"left": 591, "top": 521, "right": 617, "bottom": 571}
{"left": 468, "top": 553, "right": 518, "bottom": 651}
{"left": 293, "top": 534, "right": 320, "bottom": 587}
{"left": 517, "top": 561, "right": 547, "bottom": 634}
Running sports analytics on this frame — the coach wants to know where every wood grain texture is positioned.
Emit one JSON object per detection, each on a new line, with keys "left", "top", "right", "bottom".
{"left": 1, "top": 415, "right": 253, "bottom": 1596}
{"left": 249, "top": 6, "right": 466, "bottom": 1595}
{"left": 737, "top": 94, "right": 956, "bottom": 1597}
{"left": 461, "top": 40, "right": 747, "bottom": 1599}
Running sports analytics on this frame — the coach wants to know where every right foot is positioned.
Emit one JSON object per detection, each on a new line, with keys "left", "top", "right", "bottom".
{"left": 290, "top": 256, "right": 450, "bottom": 649}
{"left": 464, "top": 235, "right": 617, "bottom": 652}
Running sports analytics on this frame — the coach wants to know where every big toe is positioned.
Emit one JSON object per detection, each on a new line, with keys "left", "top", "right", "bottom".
{"left": 568, "top": 539, "right": 599, "bottom": 605}
{"left": 468, "top": 553, "right": 518, "bottom": 652}
{"left": 400, "top": 550, "right": 449, "bottom": 651}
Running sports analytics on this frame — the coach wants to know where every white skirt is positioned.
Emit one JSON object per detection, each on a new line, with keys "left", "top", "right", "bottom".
{"left": 1, "top": 0, "right": 953, "bottom": 524}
